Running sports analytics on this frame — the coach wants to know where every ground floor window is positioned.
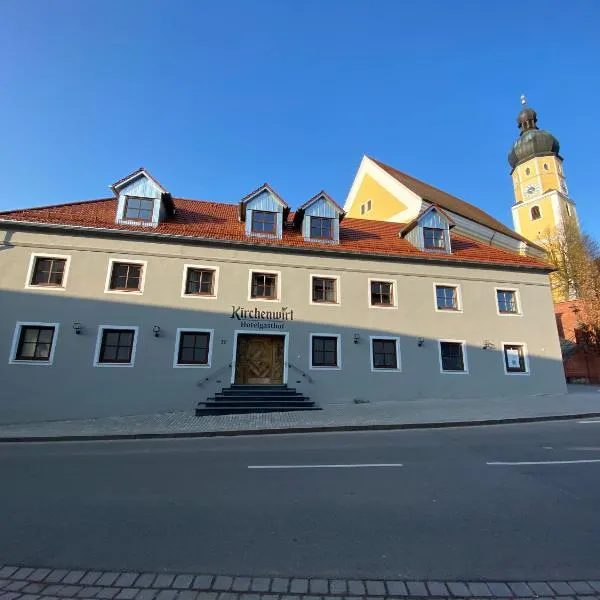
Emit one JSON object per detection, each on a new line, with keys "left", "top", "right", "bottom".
{"left": 95, "top": 327, "right": 138, "bottom": 366}
{"left": 371, "top": 337, "right": 400, "bottom": 370}
{"left": 310, "top": 334, "right": 340, "bottom": 369}
{"left": 439, "top": 340, "right": 467, "bottom": 373}
{"left": 503, "top": 343, "right": 528, "bottom": 373}
{"left": 175, "top": 329, "right": 213, "bottom": 367}
{"left": 10, "top": 322, "right": 58, "bottom": 364}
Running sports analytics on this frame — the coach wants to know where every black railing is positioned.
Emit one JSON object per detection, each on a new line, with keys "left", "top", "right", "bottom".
{"left": 286, "top": 361, "right": 314, "bottom": 384}
{"left": 196, "top": 363, "right": 232, "bottom": 387}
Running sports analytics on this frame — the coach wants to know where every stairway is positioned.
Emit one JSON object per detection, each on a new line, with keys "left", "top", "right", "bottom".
{"left": 196, "top": 384, "right": 319, "bottom": 415}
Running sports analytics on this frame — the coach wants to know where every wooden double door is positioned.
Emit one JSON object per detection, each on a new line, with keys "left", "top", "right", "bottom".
{"left": 234, "top": 335, "right": 285, "bottom": 385}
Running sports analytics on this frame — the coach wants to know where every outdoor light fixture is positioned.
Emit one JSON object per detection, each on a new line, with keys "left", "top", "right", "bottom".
{"left": 417, "top": 337, "right": 425, "bottom": 347}
{"left": 152, "top": 325, "right": 161, "bottom": 338}
{"left": 72, "top": 322, "right": 82, "bottom": 335}
{"left": 353, "top": 333, "right": 360, "bottom": 344}
{"left": 482, "top": 340, "right": 495, "bottom": 350}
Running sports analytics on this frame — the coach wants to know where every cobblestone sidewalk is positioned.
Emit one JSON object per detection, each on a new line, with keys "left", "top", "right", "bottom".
{"left": 1, "top": 565, "right": 600, "bottom": 600}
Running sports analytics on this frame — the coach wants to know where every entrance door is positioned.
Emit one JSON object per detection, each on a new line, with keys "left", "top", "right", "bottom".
{"left": 234, "top": 335, "right": 285, "bottom": 385}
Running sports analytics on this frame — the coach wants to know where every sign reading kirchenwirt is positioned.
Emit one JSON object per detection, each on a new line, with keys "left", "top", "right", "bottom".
{"left": 230, "top": 306, "right": 294, "bottom": 330}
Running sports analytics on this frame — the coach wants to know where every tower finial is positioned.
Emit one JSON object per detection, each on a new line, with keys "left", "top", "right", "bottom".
{"left": 520, "top": 94, "right": 527, "bottom": 106}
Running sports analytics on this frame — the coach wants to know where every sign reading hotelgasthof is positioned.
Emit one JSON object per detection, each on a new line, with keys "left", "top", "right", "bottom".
{"left": 231, "top": 306, "right": 295, "bottom": 330}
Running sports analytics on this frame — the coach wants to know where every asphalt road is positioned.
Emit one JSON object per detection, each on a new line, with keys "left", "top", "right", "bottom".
{"left": 1, "top": 420, "right": 600, "bottom": 580}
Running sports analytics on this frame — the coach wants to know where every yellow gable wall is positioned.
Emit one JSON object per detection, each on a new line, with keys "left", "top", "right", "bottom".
{"left": 515, "top": 196, "right": 556, "bottom": 241}
{"left": 347, "top": 173, "right": 408, "bottom": 220}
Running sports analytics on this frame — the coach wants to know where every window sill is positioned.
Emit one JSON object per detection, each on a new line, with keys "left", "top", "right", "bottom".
{"left": 435, "top": 308, "right": 463, "bottom": 313}
{"left": 504, "top": 371, "right": 530, "bottom": 376}
{"left": 248, "top": 297, "right": 280, "bottom": 303}
{"left": 309, "top": 365, "right": 342, "bottom": 371}
{"left": 440, "top": 370, "right": 469, "bottom": 375}
{"left": 310, "top": 300, "right": 340, "bottom": 307}
{"left": 497, "top": 311, "right": 523, "bottom": 317}
{"left": 25, "top": 285, "right": 66, "bottom": 292}
{"left": 182, "top": 293, "right": 217, "bottom": 300}
{"left": 369, "top": 303, "right": 398, "bottom": 309}
{"left": 372, "top": 367, "right": 402, "bottom": 373}
{"left": 93, "top": 362, "right": 135, "bottom": 368}
{"left": 105, "top": 290, "right": 144, "bottom": 296}
{"left": 174, "top": 363, "right": 212, "bottom": 369}
{"left": 9, "top": 360, "right": 52, "bottom": 366}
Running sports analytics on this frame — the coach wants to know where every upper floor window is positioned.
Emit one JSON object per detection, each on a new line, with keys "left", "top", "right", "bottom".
{"left": 108, "top": 262, "right": 143, "bottom": 293}
{"left": 423, "top": 227, "right": 446, "bottom": 250}
{"left": 11, "top": 323, "right": 58, "bottom": 364}
{"left": 439, "top": 341, "right": 467, "bottom": 373}
{"left": 370, "top": 281, "right": 394, "bottom": 306}
{"left": 124, "top": 197, "right": 154, "bottom": 222}
{"left": 251, "top": 211, "right": 277, "bottom": 235}
{"left": 250, "top": 272, "right": 278, "bottom": 300}
{"left": 312, "top": 276, "right": 337, "bottom": 304}
{"left": 30, "top": 257, "right": 66, "bottom": 287}
{"left": 530, "top": 206, "right": 541, "bottom": 220}
{"left": 435, "top": 285, "right": 460, "bottom": 311}
{"left": 503, "top": 343, "right": 528, "bottom": 374}
{"left": 310, "top": 217, "right": 334, "bottom": 240}
{"left": 496, "top": 289, "right": 519, "bottom": 314}
{"left": 185, "top": 268, "right": 215, "bottom": 296}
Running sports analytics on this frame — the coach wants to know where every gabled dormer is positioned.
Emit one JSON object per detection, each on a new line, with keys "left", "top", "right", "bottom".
{"left": 238, "top": 183, "right": 289, "bottom": 240}
{"left": 111, "top": 168, "right": 174, "bottom": 227}
{"left": 293, "top": 191, "right": 345, "bottom": 244}
{"left": 400, "top": 204, "right": 455, "bottom": 253}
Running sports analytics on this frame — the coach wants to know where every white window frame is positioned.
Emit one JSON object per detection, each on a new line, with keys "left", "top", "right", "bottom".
{"left": 369, "top": 335, "right": 402, "bottom": 372}
{"left": 309, "top": 332, "right": 342, "bottom": 370}
{"left": 25, "top": 253, "right": 71, "bottom": 291}
{"left": 494, "top": 287, "right": 522, "bottom": 317}
{"left": 104, "top": 258, "right": 147, "bottom": 295}
{"left": 247, "top": 269, "right": 281, "bottom": 303}
{"left": 438, "top": 339, "right": 469, "bottom": 374}
{"left": 309, "top": 274, "right": 341, "bottom": 306}
{"left": 180, "top": 264, "right": 220, "bottom": 299}
{"left": 173, "top": 328, "right": 214, "bottom": 368}
{"left": 433, "top": 282, "right": 463, "bottom": 313}
{"left": 93, "top": 325, "right": 139, "bottom": 368}
{"left": 231, "top": 330, "right": 289, "bottom": 384}
{"left": 9, "top": 321, "right": 60, "bottom": 366}
{"left": 368, "top": 278, "right": 398, "bottom": 309}
{"left": 501, "top": 342, "right": 530, "bottom": 375}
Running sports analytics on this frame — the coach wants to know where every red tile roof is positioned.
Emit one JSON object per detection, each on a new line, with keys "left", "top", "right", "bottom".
{"left": 0, "top": 197, "right": 551, "bottom": 271}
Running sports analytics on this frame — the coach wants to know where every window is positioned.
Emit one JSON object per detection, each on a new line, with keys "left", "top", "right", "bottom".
{"left": 496, "top": 289, "right": 519, "bottom": 314}
{"left": 30, "top": 257, "right": 66, "bottom": 287}
{"left": 439, "top": 341, "right": 466, "bottom": 373}
{"left": 312, "top": 277, "right": 337, "bottom": 303}
{"left": 97, "top": 328, "right": 136, "bottom": 365}
{"left": 251, "top": 211, "right": 277, "bottom": 234}
{"left": 310, "top": 217, "right": 334, "bottom": 240}
{"left": 435, "top": 285, "right": 459, "bottom": 310}
{"left": 566, "top": 203, "right": 572, "bottom": 216}
{"left": 185, "top": 268, "right": 215, "bottom": 296}
{"left": 371, "top": 338, "right": 399, "bottom": 370}
{"left": 251, "top": 272, "right": 278, "bottom": 299}
{"left": 124, "top": 197, "right": 154, "bottom": 222}
{"left": 12, "top": 324, "right": 57, "bottom": 363}
{"left": 543, "top": 163, "right": 549, "bottom": 171}
{"left": 109, "top": 262, "right": 143, "bottom": 292}
{"left": 525, "top": 167, "right": 530, "bottom": 176}
{"left": 176, "top": 331, "right": 211, "bottom": 366}
{"left": 423, "top": 227, "right": 446, "bottom": 250}
{"left": 361, "top": 204, "right": 366, "bottom": 215}
{"left": 311, "top": 335, "right": 339, "bottom": 368}
{"left": 370, "top": 281, "right": 394, "bottom": 306}
{"left": 530, "top": 206, "right": 541, "bottom": 220}
{"left": 367, "top": 199, "right": 372, "bottom": 211}
{"left": 503, "top": 344, "right": 528, "bottom": 373}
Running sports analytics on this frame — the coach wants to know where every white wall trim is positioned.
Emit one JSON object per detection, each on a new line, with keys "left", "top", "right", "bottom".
{"left": 309, "top": 273, "right": 341, "bottom": 306}
{"left": 24, "top": 252, "right": 72, "bottom": 291}
{"left": 230, "top": 330, "right": 289, "bottom": 384}
{"left": 93, "top": 325, "right": 139, "bottom": 367}
{"left": 104, "top": 258, "right": 147, "bottom": 295}
{"left": 173, "top": 328, "right": 214, "bottom": 368}
{"left": 501, "top": 341, "right": 530, "bottom": 375}
{"left": 9, "top": 321, "right": 60, "bottom": 366}
{"left": 369, "top": 335, "right": 402, "bottom": 372}
{"left": 309, "top": 332, "right": 342, "bottom": 370}
{"left": 433, "top": 282, "right": 463, "bottom": 313}
{"left": 438, "top": 339, "right": 469, "bottom": 374}
{"left": 180, "top": 264, "right": 220, "bottom": 299}
{"left": 493, "top": 287, "right": 523, "bottom": 317}
{"left": 247, "top": 269, "right": 282, "bottom": 302}
{"left": 368, "top": 277, "right": 398, "bottom": 309}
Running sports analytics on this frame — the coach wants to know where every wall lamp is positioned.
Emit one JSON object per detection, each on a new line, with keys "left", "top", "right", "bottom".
{"left": 353, "top": 333, "right": 361, "bottom": 344}
{"left": 417, "top": 337, "right": 425, "bottom": 347}
{"left": 482, "top": 340, "right": 495, "bottom": 350}
{"left": 152, "top": 325, "right": 161, "bottom": 338}
{"left": 72, "top": 322, "right": 82, "bottom": 335}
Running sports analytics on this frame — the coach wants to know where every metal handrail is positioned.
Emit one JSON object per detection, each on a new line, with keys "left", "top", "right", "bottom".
{"left": 196, "top": 363, "right": 232, "bottom": 387}
{"left": 286, "top": 361, "right": 314, "bottom": 384}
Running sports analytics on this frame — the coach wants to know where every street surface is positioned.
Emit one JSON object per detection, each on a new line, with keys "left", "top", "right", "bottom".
{"left": 1, "top": 420, "right": 600, "bottom": 580}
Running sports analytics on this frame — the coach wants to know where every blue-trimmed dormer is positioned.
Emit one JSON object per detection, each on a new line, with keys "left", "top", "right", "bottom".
{"left": 400, "top": 204, "right": 454, "bottom": 253}
{"left": 238, "top": 183, "right": 289, "bottom": 240}
{"left": 111, "top": 168, "right": 174, "bottom": 228}
{"left": 293, "top": 191, "right": 345, "bottom": 244}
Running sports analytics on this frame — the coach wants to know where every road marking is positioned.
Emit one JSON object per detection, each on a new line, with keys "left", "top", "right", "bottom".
{"left": 578, "top": 419, "right": 600, "bottom": 424}
{"left": 567, "top": 447, "right": 600, "bottom": 451}
{"left": 248, "top": 463, "right": 404, "bottom": 470}
{"left": 488, "top": 459, "right": 600, "bottom": 466}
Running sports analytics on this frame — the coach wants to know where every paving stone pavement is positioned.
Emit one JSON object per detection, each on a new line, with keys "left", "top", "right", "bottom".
{"left": 2, "top": 566, "right": 600, "bottom": 600}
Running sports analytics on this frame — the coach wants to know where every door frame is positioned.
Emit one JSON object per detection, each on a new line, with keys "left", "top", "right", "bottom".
{"left": 231, "top": 330, "right": 289, "bottom": 385}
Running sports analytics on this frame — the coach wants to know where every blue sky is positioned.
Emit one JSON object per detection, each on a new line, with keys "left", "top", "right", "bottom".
{"left": 0, "top": 0, "right": 598, "bottom": 238}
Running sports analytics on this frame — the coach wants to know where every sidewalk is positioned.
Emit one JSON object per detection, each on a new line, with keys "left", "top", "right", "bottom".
{"left": 0, "top": 385, "right": 599, "bottom": 442}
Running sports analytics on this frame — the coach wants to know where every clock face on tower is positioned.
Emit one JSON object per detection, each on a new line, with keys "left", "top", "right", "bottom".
{"left": 523, "top": 183, "right": 540, "bottom": 197}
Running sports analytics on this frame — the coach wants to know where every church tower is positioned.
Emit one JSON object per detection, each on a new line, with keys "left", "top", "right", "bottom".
{"left": 508, "top": 98, "right": 579, "bottom": 244}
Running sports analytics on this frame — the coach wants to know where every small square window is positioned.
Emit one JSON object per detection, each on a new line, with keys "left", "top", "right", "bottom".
{"left": 251, "top": 211, "right": 277, "bottom": 234}
{"left": 497, "top": 290, "right": 518, "bottom": 314}
{"left": 109, "top": 262, "right": 143, "bottom": 292}
{"left": 15, "top": 325, "right": 56, "bottom": 362}
{"left": 423, "top": 227, "right": 446, "bottom": 250}
{"left": 31, "top": 257, "right": 66, "bottom": 287}
{"left": 185, "top": 268, "right": 215, "bottom": 296}
{"left": 312, "top": 277, "right": 337, "bottom": 303}
{"left": 440, "top": 341, "right": 465, "bottom": 372}
{"left": 251, "top": 272, "right": 278, "bottom": 299}
{"left": 372, "top": 339, "right": 398, "bottom": 370}
{"left": 436, "top": 285, "right": 458, "bottom": 310}
{"left": 311, "top": 335, "right": 339, "bottom": 368}
{"left": 124, "top": 197, "right": 154, "bottom": 222}
{"left": 504, "top": 344, "right": 527, "bottom": 373}
{"left": 370, "top": 281, "right": 394, "bottom": 306}
{"left": 310, "top": 217, "right": 334, "bottom": 240}
{"left": 177, "top": 332, "right": 210, "bottom": 365}
{"left": 98, "top": 328, "right": 135, "bottom": 364}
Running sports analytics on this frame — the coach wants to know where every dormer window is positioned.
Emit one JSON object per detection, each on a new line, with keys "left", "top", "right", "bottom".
{"left": 423, "top": 227, "right": 446, "bottom": 250}
{"left": 124, "top": 197, "right": 154, "bottom": 222}
{"left": 400, "top": 205, "right": 454, "bottom": 254}
{"left": 251, "top": 210, "right": 277, "bottom": 235}
{"left": 310, "top": 217, "right": 334, "bottom": 240}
